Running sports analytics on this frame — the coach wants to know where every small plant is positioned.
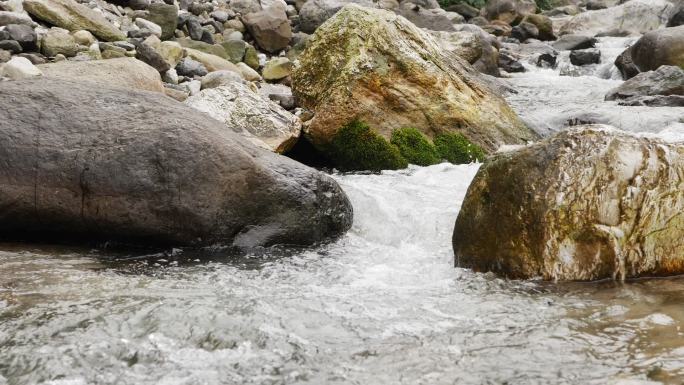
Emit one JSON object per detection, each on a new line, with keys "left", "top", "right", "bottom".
{"left": 390, "top": 128, "right": 441, "bottom": 166}
{"left": 434, "top": 132, "right": 486, "bottom": 164}
{"left": 328, "top": 120, "right": 408, "bottom": 171}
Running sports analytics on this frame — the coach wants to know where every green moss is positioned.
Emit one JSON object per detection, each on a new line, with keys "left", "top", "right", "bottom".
{"left": 390, "top": 128, "right": 441, "bottom": 166}
{"left": 328, "top": 120, "right": 408, "bottom": 171}
{"left": 434, "top": 132, "right": 486, "bottom": 164}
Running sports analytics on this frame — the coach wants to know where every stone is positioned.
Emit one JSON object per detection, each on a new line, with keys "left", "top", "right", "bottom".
{"left": 236, "top": 61, "right": 261, "bottom": 80}
{"left": 135, "top": 35, "right": 171, "bottom": 72}
{"left": 614, "top": 47, "right": 640, "bottom": 80}
{"left": 291, "top": 5, "right": 536, "bottom": 153}
{"left": 184, "top": 79, "right": 202, "bottom": 95}
{"left": 445, "top": 2, "right": 479, "bottom": 20}
{"left": 100, "top": 42, "right": 127, "bottom": 58}
{"left": 135, "top": 17, "right": 162, "bottom": 38}
{"left": 511, "top": 22, "right": 539, "bottom": 42}
{"left": 243, "top": 43, "right": 259, "bottom": 68}
{"left": 159, "top": 40, "right": 184, "bottom": 67}
{"left": 176, "top": 57, "right": 208, "bottom": 77}
{"left": 559, "top": 0, "right": 676, "bottom": 37}
{"left": 0, "top": 11, "right": 37, "bottom": 27}
{"left": 298, "top": 0, "right": 376, "bottom": 34}
{"left": 175, "top": 37, "right": 228, "bottom": 59}
{"left": 186, "top": 83, "right": 301, "bottom": 153}
{"left": 520, "top": 13, "right": 554, "bottom": 41}
{"left": 224, "top": 18, "right": 245, "bottom": 32}
{"left": 229, "top": 0, "right": 261, "bottom": 15}
{"left": 200, "top": 69, "right": 244, "bottom": 89}
{"left": 498, "top": 51, "right": 525, "bottom": 72}
{"left": 72, "top": 29, "right": 95, "bottom": 46}
{"left": 41, "top": 28, "right": 81, "bottom": 57}
{"left": 482, "top": 0, "right": 536, "bottom": 24}
{"left": 184, "top": 47, "right": 242, "bottom": 74}
{"left": 146, "top": 3, "right": 178, "bottom": 40}
{"left": 395, "top": 2, "right": 455, "bottom": 31}
{"left": 5, "top": 24, "right": 37, "bottom": 51}
{"left": 221, "top": 38, "right": 246, "bottom": 62}
{"left": 0, "top": 39, "right": 21, "bottom": 53}
{"left": 185, "top": 16, "right": 204, "bottom": 40}
{"left": 605, "top": 65, "right": 684, "bottom": 101}
{"left": 669, "top": 8, "right": 684, "bottom": 27}
{"left": 38, "top": 57, "right": 164, "bottom": 92}
{"left": 162, "top": 67, "right": 178, "bottom": 84}
{"left": 242, "top": 3, "right": 292, "bottom": 53}
{"left": 569, "top": 48, "right": 601, "bottom": 66}
{"left": 164, "top": 84, "right": 189, "bottom": 101}
{"left": 16, "top": 52, "right": 46, "bottom": 64}
{"left": 551, "top": 34, "right": 596, "bottom": 51}
{"left": 453, "top": 126, "right": 684, "bottom": 281}
{"left": 262, "top": 56, "right": 291, "bottom": 80}
{"left": 0, "top": 78, "right": 352, "bottom": 248}
{"left": 211, "top": 10, "right": 229, "bottom": 23}
{"left": 430, "top": 26, "right": 500, "bottom": 77}
{"left": 258, "top": 82, "right": 295, "bottom": 109}
{"left": 630, "top": 26, "right": 684, "bottom": 72}
{"left": 0, "top": 56, "right": 42, "bottom": 79}
{"left": 24, "top": 0, "right": 126, "bottom": 41}
{"left": 0, "top": 49, "right": 11, "bottom": 62}
{"left": 616, "top": 95, "right": 684, "bottom": 107}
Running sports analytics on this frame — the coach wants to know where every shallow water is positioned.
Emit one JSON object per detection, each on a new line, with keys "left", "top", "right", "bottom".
{"left": 2, "top": 163, "right": 684, "bottom": 385}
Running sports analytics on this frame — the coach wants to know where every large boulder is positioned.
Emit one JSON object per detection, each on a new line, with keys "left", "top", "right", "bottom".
{"left": 291, "top": 5, "right": 536, "bottom": 153}
{"left": 630, "top": 26, "right": 684, "bottom": 72}
{"left": 185, "top": 83, "right": 301, "bottom": 153}
{"left": 482, "top": 0, "right": 536, "bottom": 24}
{"left": 0, "top": 78, "right": 353, "bottom": 248}
{"left": 605, "top": 65, "right": 684, "bottom": 105}
{"left": 38, "top": 57, "right": 164, "bottom": 92}
{"left": 453, "top": 126, "right": 684, "bottom": 281}
{"left": 242, "top": 3, "right": 292, "bottom": 53}
{"left": 559, "top": 0, "right": 676, "bottom": 37}
{"left": 298, "top": 0, "right": 376, "bottom": 34}
{"left": 23, "top": 0, "right": 126, "bottom": 41}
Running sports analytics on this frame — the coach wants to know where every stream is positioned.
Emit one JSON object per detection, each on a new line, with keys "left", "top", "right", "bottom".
{"left": 1, "top": 39, "right": 684, "bottom": 385}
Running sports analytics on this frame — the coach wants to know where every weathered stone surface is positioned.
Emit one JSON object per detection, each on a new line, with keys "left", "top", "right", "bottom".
{"left": 482, "top": 0, "right": 536, "bottom": 24}
{"left": 6, "top": 24, "right": 37, "bottom": 51}
{"left": 146, "top": 3, "right": 178, "bottom": 40}
{"left": 185, "top": 83, "right": 301, "bottom": 153}
{"left": 262, "top": 56, "right": 291, "bottom": 80}
{"left": 0, "top": 56, "right": 42, "bottom": 79}
{"left": 200, "top": 69, "right": 244, "bottom": 89}
{"left": 630, "top": 26, "right": 684, "bottom": 72}
{"left": 41, "top": 27, "right": 81, "bottom": 57}
{"left": 185, "top": 47, "right": 242, "bottom": 74}
{"left": 298, "top": 0, "right": 376, "bottom": 33}
{"left": 242, "top": 3, "right": 292, "bottom": 53}
{"left": 569, "top": 48, "right": 600, "bottom": 66}
{"left": 559, "top": 0, "right": 676, "bottom": 37}
{"left": 38, "top": 57, "right": 164, "bottom": 92}
{"left": 430, "top": 26, "right": 500, "bottom": 76}
{"left": 615, "top": 46, "right": 640, "bottom": 80}
{"left": 551, "top": 34, "right": 596, "bottom": 51}
{"left": 395, "top": 2, "right": 455, "bottom": 31}
{"left": 453, "top": 126, "right": 684, "bottom": 281}
{"left": 0, "top": 11, "right": 37, "bottom": 27}
{"left": 0, "top": 78, "right": 352, "bottom": 248}
{"left": 292, "top": 5, "right": 536, "bottom": 153}
{"left": 605, "top": 65, "right": 684, "bottom": 101}
{"left": 24, "top": 0, "right": 126, "bottom": 41}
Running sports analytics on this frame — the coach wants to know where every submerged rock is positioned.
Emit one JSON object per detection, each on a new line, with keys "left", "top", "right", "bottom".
{"left": 0, "top": 78, "right": 352, "bottom": 248}
{"left": 453, "top": 126, "right": 684, "bottom": 281}
{"left": 292, "top": 5, "right": 536, "bottom": 154}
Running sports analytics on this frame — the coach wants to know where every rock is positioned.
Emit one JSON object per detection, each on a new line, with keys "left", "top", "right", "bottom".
{"left": 630, "top": 26, "right": 684, "bottom": 72}
{"left": 605, "top": 65, "right": 684, "bottom": 101}
{"left": 38, "top": 57, "right": 164, "bottom": 92}
{"left": 176, "top": 57, "right": 208, "bottom": 77}
{"left": 298, "top": 0, "right": 376, "bottom": 34}
{"left": 0, "top": 78, "right": 352, "bottom": 248}
{"left": 229, "top": 0, "right": 261, "bottom": 15}
{"left": 134, "top": 17, "right": 162, "bottom": 38}
{"left": 543, "top": 4, "right": 580, "bottom": 16}
{"left": 395, "top": 2, "right": 455, "bottom": 31}
{"left": 24, "top": 0, "right": 126, "bottom": 41}
{"left": 164, "top": 83, "right": 189, "bottom": 100}
{"left": 72, "top": 29, "right": 95, "bottom": 46}
{"left": 211, "top": 10, "right": 229, "bottom": 23}
{"left": 669, "top": 8, "right": 684, "bottom": 27}
{"left": 162, "top": 67, "right": 178, "bottom": 83}
{"left": 468, "top": 16, "right": 488, "bottom": 27}
{"left": 185, "top": 16, "right": 204, "bottom": 40}
{"left": 16, "top": 52, "right": 46, "bottom": 64}
{"left": 520, "top": 13, "right": 554, "bottom": 41}
{"left": 175, "top": 37, "right": 228, "bottom": 59}
{"left": 445, "top": 2, "right": 479, "bottom": 20}
{"left": 482, "top": 0, "right": 536, "bottom": 24}
{"left": 186, "top": 83, "right": 301, "bottom": 153}
{"left": 511, "top": 21, "right": 539, "bottom": 42}
{"left": 243, "top": 43, "right": 259, "bottom": 68}
{"left": 498, "top": 50, "right": 525, "bottom": 72}
{"left": 0, "top": 56, "right": 42, "bottom": 79}
{"left": 222, "top": 38, "right": 246, "bottom": 62}
{"left": 184, "top": 79, "right": 202, "bottom": 95}
{"left": 262, "top": 56, "right": 291, "bottom": 80}
{"left": 513, "top": 41, "right": 558, "bottom": 68}
{"left": 135, "top": 35, "right": 171, "bottom": 72}
{"left": 100, "top": 42, "right": 127, "bottom": 58}
{"left": 569, "top": 48, "right": 601, "bottom": 66}
{"left": 616, "top": 95, "right": 684, "bottom": 107}
{"left": 614, "top": 47, "right": 640, "bottom": 79}
{"left": 242, "top": 3, "right": 292, "bottom": 53}
{"left": 586, "top": 0, "right": 609, "bottom": 10}
{"left": 5, "top": 24, "right": 37, "bottom": 51}
{"left": 200, "top": 69, "right": 244, "bottom": 89}
{"left": 158, "top": 40, "right": 184, "bottom": 67}
{"left": 146, "top": 3, "right": 178, "bottom": 40}
{"left": 184, "top": 47, "right": 242, "bottom": 74}
{"left": 453, "top": 126, "right": 684, "bottom": 281}
{"left": 551, "top": 34, "right": 596, "bottom": 51}
{"left": 559, "top": 0, "right": 676, "bottom": 37}
{"left": 0, "top": 39, "right": 21, "bottom": 53}
{"left": 0, "top": 11, "right": 37, "bottom": 27}
{"left": 258, "top": 82, "right": 295, "bottom": 109}
{"left": 430, "top": 26, "right": 500, "bottom": 76}
{"left": 291, "top": 5, "right": 536, "bottom": 153}
{"left": 0, "top": 49, "right": 10, "bottom": 62}
{"left": 236, "top": 61, "right": 261, "bottom": 80}
{"left": 41, "top": 28, "right": 81, "bottom": 57}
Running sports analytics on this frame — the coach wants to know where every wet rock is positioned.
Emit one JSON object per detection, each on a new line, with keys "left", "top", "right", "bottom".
{"left": 242, "top": 3, "right": 292, "bottom": 53}
{"left": 0, "top": 78, "right": 352, "bottom": 248}
{"left": 292, "top": 5, "right": 536, "bottom": 153}
{"left": 614, "top": 47, "right": 640, "bottom": 80}
{"left": 482, "top": 0, "right": 536, "bottom": 24}
{"left": 185, "top": 83, "right": 301, "bottom": 153}
{"left": 175, "top": 57, "right": 208, "bottom": 77}
{"left": 146, "top": 3, "right": 178, "bottom": 40}
{"left": 569, "top": 48, "right": 600, "bottom": 66}
{"left": 38, "top": 57, "right": 164, "bottom": 92}
{"left": 24, "top": 0, "right": 126, "bottom": 41}
{"left": 630, "top": 26, "right": 684, "bottom": 72}
{"left": 0, "top": 56, "right": 42, "bottom": 79}
{"left": 551, "top": 34, "right": 596, "bottom": 51}
{"left": 559, "top": 0, "right": 676, "bottom": 37}
{"left": 453, "top": 126, "right": 684, "bottom": 281}
{"left": 605, "top": 65, "right": 684, "bottom": 102}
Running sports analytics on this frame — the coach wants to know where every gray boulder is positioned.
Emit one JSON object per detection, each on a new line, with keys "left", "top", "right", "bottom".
{"left": 551, "top": 34, "right": 596, "bottom": 51}
{"left": 298, "top": 0, "right": 376, "bottom": 34}
{"left": 453, "top": 126, "right": 684, "bottom": 281}
{"left": 614, "top": 47, "right": 640, "bottom": 80}
{"left": 242, "top": 3, "right": 293, "bottom": 52}
{"left": 146, "top": 3, "right": 178, "bottom": 40}
{"left": 630, "top": 25, "right": 684, "bottom": 72}
{"left": 569, "top": 48, "right": 601, "bottom": 66}
{"left": 559, "top": 0, "right": 676, "bottom": 36}
{"left": 605, "top": 65, "right": 684, "bottom": 105}
{"left": 0, "top": 78, "right": 352, "bottom": 248}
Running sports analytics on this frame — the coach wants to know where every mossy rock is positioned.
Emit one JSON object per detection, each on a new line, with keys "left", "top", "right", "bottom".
{"left": 390, "top": 128, "right": 440, "bottom": 166}
{"left": 328, "top": 120, "right": 408, "bottom": 172}
{"left": 434, "top": 132, "right": 485, "bottom": 164}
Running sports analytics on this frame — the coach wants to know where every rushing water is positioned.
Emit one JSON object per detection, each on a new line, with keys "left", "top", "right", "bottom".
{"left": 2, "top": 39, "right": 684, "bottom": 385}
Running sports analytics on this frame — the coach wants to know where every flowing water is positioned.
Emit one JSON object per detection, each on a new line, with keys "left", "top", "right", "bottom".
{"left": 2, "top": 40, "right": 684, "bottom": 385}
